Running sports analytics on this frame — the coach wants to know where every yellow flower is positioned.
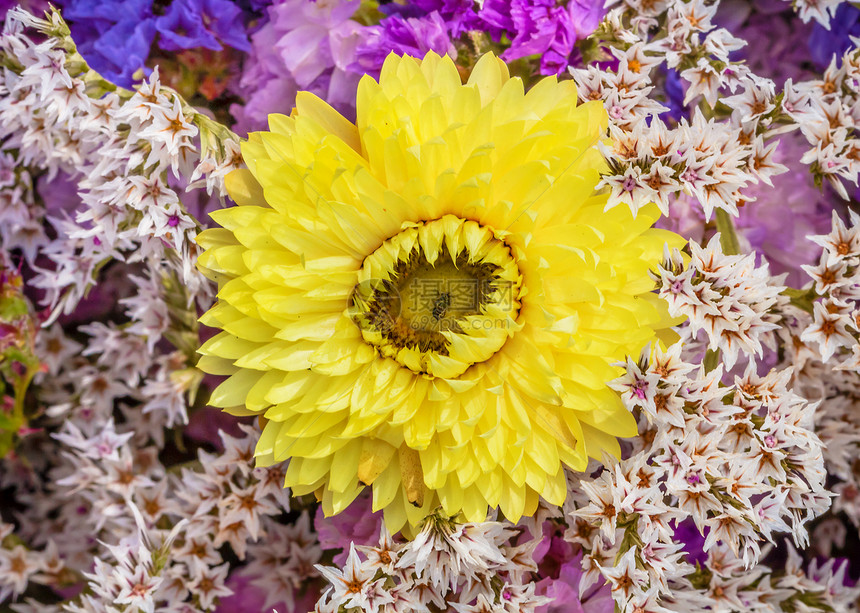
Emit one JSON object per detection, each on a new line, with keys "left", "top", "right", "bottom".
{"left": 196, "top": 52, "right": 683, "bottom": 533}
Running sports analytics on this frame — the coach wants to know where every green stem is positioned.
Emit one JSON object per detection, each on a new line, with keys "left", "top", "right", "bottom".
{"left": 11, "top": 363, "right": 38, "bottom": 425}
{"left": 715, "top": 209, "right": 741, "bottom": 256}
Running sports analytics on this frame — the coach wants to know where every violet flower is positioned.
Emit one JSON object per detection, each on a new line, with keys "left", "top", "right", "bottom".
{"left": 673, "top": 519, "right": 708, "bottom": 566}
{"left": 734, "top": 134, "right": 836, "bottom": 287}
{"left": 662, "top": 67, "right": 687, "bottom": 121}
{"left": 214, "top": 573, "right": 269, "bottom": 613}
{"left": 477, "top": 0, "right": 516, "bottom": 37}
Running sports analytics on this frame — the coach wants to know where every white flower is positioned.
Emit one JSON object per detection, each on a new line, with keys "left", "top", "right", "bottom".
{"left": 357, "top": 525, "right": 399, "bottom": 575}
{"left": 35, "top": 324, "right": 82, "bottom": 375}
{"left": 396, "top": 517, "right": 509, "bottom": 595}
{"left": 800, "top": 300, "right": 855, "bottom": 362}
{"left": 658, "top": 235, "right": 785, "bottom": 369}
{"left": 53, "top": 419, "right": 133, "bottom": 462}
{"left": 113, "top": 565, "right": 162, "bottom": 613}
{"left": 187, "top": 562, "right": 232, "bottom": 610}
{"left": 745, "top": 137, "right": 787, "bottom": 187}
{"left": 600, "top": 165, "right": 657, "bottom": 216}
{"left": 809, "top": 209, "right": 860, "bottom": 266}
{"left": 0, "top": 546, "right": 41, "bottom": 601}
{"left": 723, "top": 78, "right": 776, "bottom": 125}
{"left": 680, "top": 58, "right": 723, "bottom": 108}
{"left": 640, "top": 161, "right": 680, "bottom": 215}
{"left": 792, "top": 0, "right": 844, "bottom": 26}
{"left": 218, "top": 483, "right": 280, "bottom": 542}
{"left": 572, "top": 471, "right": 624, "bottom": 542}
{"left": 703, "top": 507, "right": 758, "bottom": 558}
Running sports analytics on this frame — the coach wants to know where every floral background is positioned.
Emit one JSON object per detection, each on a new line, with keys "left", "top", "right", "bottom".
{"left": 1, "top": 0, "right": 860, "bottom": 612}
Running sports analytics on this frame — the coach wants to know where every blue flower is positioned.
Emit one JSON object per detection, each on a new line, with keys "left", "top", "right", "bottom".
{"left": 662, "top": 67, "right": 687, "bottom": 122}
{"left": 155, "top": 0, "right": 251, "bottom": 53}
{"left": 64, "top": 0, "right": 156, "bottom": 88}
{"left": 808, "top": 2, "right": 860, "bottom": 68}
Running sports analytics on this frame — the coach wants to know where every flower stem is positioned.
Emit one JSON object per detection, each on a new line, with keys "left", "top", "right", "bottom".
{"left": 11, "top": 362, "right": 38, "bottom": 426}
{"left": 715, "top": 209, "right": 741, "bottom": 256}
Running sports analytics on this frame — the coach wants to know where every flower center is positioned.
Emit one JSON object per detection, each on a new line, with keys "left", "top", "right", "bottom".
{"left": 349, "top": 216, "right": 522, "bottom": 378}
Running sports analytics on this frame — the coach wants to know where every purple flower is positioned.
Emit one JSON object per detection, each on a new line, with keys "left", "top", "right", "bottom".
{"left": 64, "top": 0, "right": 156, "bottom": 88}
{"left": 229, "top": 0, "right": 362, "bottom": 134}
{"left": 504, "top": 0, "right": 575, "bottom": 75}
{"left": 568, "top": 0, "right": 606, "bottom": 39}
{"left": 673, "top": 519, "right": 708, "bottom": 566}
{"left": 269, "top": 0, "right": 360, "bottom": 86}
{"left": 725, "top": 2, "right": 815, "bottom": 86}
{"left": 477, "top": 0, "right": 602, "bottom": 75}
{"left": 36, "top": 171, "right": 81, "bottom": 217}
{"left": 155, "top": 0, "right": 251, "bottom": 53}
{"left": 476, "top": 0, "right": 515, "bottom": 36}
{"left": 735, "top": 134, "right": 836, "bottom": 287}
{"left": 353, "top": 12, "right": 456, "bottom": 76}
{"left": 230, "top": 77, "right": 300, "bottom": 135}
{"left": 380, "top": 0, "right": 474, "bottom": 35}
{"left": 214, "top": 573, "right": 268, "bottom": 613}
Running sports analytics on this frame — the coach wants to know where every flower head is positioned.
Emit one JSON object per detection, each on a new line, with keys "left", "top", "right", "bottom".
{"left": 197, "top": 51, "right": 683, "bottom": 532}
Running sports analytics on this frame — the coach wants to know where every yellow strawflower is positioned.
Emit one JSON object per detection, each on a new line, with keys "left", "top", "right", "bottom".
{"left": 196, "top": 51, "right": 683, "bottom": 533}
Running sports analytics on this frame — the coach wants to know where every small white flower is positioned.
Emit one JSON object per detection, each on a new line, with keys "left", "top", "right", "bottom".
{"left": 680, "top": 58, "right": 723, "bottom": 108}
